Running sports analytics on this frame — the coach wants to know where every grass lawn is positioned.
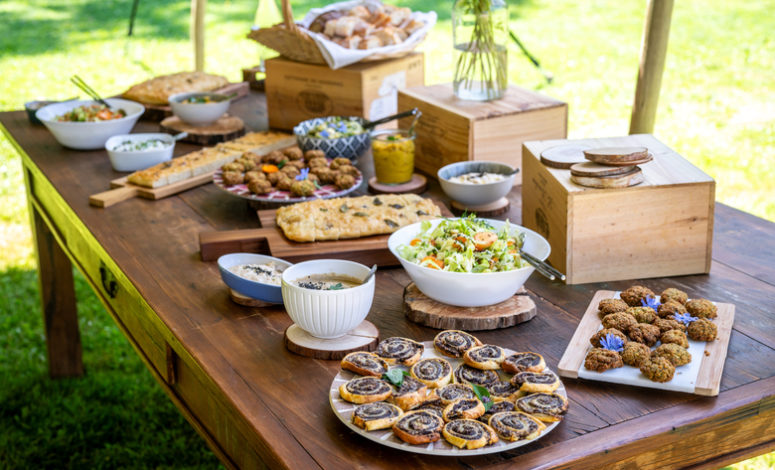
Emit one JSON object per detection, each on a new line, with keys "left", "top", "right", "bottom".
{"left": 0, "top": 0, "right": 773, "bottom": 468}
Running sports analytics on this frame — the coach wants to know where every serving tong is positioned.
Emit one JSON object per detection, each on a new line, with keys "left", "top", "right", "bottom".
{"left": 70, "top": 75, "right": 113, "bottom": 109}
{"left": 521, "top": 250, "right": 565, "bottom": 282}
{"left": 364, "top": 108, "right": 421, "bottom": 132}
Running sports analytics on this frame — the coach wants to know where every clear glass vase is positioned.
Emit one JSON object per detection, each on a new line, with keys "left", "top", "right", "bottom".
{"left": 452, "top": 0, "right": 509, "bottom": 101}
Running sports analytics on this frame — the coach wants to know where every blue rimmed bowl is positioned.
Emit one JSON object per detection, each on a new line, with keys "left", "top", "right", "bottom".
{"left": 217, "top": 253, "right": 292, "bottom": 304}
{"left": 293, "top": 116, "right": 371, "bottom": 161}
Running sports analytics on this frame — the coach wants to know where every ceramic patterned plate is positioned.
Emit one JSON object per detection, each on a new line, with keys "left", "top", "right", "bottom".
{"left": 329, "top": 341, "right": 566, "bottom": 456}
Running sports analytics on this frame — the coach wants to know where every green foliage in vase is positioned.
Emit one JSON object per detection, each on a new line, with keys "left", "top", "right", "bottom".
{"left": 453, "top": 0, "right": 508, "bottom": 100}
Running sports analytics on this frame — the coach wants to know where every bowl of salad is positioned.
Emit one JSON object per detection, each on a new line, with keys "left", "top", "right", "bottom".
{"left": 169, "top": 92, "right": 232, "bottom": 126}
{"left": 105, "top": 133, "right": 177, "bottom": 172}
{"left": 387, "top": 216, "right": 551, "bottom": 307}
{"left": 293, "top": 116, "right": 370, "bottom": 161}
{"left": 36, "top": 98, "right": 144, "bottom": 150}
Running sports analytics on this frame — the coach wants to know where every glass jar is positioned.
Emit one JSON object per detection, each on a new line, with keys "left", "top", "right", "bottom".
{"left": 371, "top": 129, "right": 416, "bottom": 185}
{"left": 452, "top": 0, "right": 509, "bottom": 101}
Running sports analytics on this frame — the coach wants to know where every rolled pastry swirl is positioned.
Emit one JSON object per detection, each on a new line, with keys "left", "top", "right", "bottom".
{"left": 463, "top": 345, "right": 507, "bottom": 370}
{"left": 478, "top": 400, "right": 516, "bottom": 424}
{"left": 516, "top": 392, "right": 569, "bottom": 422}
{"left": 486, "top": 380, "right": 522, "bottom": 402}
{"left": 488, "top": 411, "right": 546, "bottom": 441}
{"left": 339, "top": 377, "right": 392, "bottom": 404}
{"left": 414, "top": 403, "right": 445, "bottom": 421}
{"left": 410, "top": 358, "right": 452, "bottom": 388}
{"left": 352, "top": 402, "right": 403, "bottom": 431}
{"left": 391, "top": 375, "right": 432, "bottom": 411}
{"left": 454, "top": 364, "right": 499, "bottom": 387}
{"left": 510, "top": 370, "right": 560, "bottom": 393}
{"left": 442, "top": 398, "right": 485, "bottom": 422}
{"left": 437, "top": 383, "right": 476, "bottom": 405}
{"left": 501, "top": 352, "right": 546, "bottom": 374}
{"left": 392, "top": 409, "right": 444, "bottom": 444}
{"left": 376, "top": 337, "right": 424, "bottom": 366}
{"left": 442, "top": 419, "right": 498, "bottom": 450}
{"left": 340, "top": 352, "right": 389, "bottom": 377}
{"left": 433, "top": 330, "right": 482, "bottom": 358}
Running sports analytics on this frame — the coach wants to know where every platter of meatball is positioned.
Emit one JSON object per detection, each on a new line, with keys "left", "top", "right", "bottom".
{"left": 213, "top": 146, "right": 363, "bottom": 203}
{"left": 557, "top": 285, "right": 735, "bottom": 396}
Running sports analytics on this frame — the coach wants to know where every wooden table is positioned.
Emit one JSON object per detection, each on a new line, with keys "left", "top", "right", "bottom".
{"left": 3, "top": 93, "right": 774, "bottom": 469}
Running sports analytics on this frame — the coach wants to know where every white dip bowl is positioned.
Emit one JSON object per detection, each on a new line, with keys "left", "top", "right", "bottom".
{"left": 437, "top": 161, "right": 517, "bottom": 206}
{"left": 105, "top": 133, "right": 177, "bottom": 172}
{"left": 168, "top": 92, "right": 231, "bottom": 126}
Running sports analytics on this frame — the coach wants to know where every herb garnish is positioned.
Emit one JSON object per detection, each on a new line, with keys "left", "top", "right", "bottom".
{"left": 327, "top": 282, "right": 344, "bottom": 291}
{"left": 470, "top": 383, "right": 493, "bottom": 412}
{"left": 382, "top": 369, "right": 410, "bottom": 387}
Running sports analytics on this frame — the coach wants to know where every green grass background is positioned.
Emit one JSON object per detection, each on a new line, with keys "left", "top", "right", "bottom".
{"left": 0, "top": 0, "right": 773, "bottom": 468}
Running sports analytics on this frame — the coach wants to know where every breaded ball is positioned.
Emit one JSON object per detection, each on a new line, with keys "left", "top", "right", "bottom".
{"left": 589, "top": 328, "right": 628, "bottom": 348}
{"left": 626, "top": 306, "right": 657, "bottom": 324}
{"left": 263, "top": 150, "right": 285, "bottom": 164}
{"left": 247, "top": 179, "right": 273, "bottom": 195}
{"left": 687, "top": 318, "right": 717, "bottom": 341}
{"left": 661, "top": 288, "right": 688, "bottom": 305}
{"left": 602, "top": 312, "right": 637, "bottom": 332}
{"left": 337, "top": 165, "right": 360, "bottom": 177}
{"left": 584, "top": 348, "right": 623, "bottom": 372}
{"left": 283, "top": 147, "right": 303, "bottom": 160}
{"left": 268, "top": 171, "right": 285, "bottom": 185}
{"left": 313, "top": 168, "right": 337, "bottom": 185}
{"left": 335, "top": 173, "right": 356, "bottom": 190}
{"left": 221, "top": 170, "right": 244, "bottom": 186}
{"left": 286, "top": 160, "right": 305, "bottom": 170}
{"left": 598, "top": 298, "right": 628, "bottom": 317}
{"left": 276, "top": 176, "right": 293, "bottom": 191}
{"left": 654, "top": 317, "right": 687, "bottom": 333}
{"left": 658, "top": 300, "right": 688, "bottom": 318}
{"left": 640, "top": 357, "right": 675, "bottom": 383}
{"left": 242, "top": 151, "right": 262, "bottom": 164}
{"left": 651, "top": 344, "right": 691, "bottom": 367}
{"left": 307, "top": 157, "right": 328, "bottom": 169}
{"left": 620, "top": 285, "right": 656, "bottom": 307}
{"left": 621, "top": 342, "right": 651, "bottom": 367}
{"left": 304, "top": 149, "right": 325, "bottom": 160}
{"left": 245, "top": 170, "right": 266, "bottom": 184}
{"left": 221, "top": 161, "right": 244, "bottom": 172}
{"left": 238, "top": 158, "right": 258, "bottom": 171}
{"left": 660, "top": 329, "right": 689, "bottom": 348}
{"left": 290, "top": 179, "right": 316, "bottom": 197}
{"left": 686, "top": 299, "right": 717, "bottom": 319}
{"left": 305, "top": 172, "right": 319, "bottom": 184}
{"left": 330, "top": 157, "right": 352, "bottom": 169}
{"left": 627, "top": 323, "right": 660, "bottom": 347}
{"left": 281, "top": 165, "right": 300, "bottom": 178}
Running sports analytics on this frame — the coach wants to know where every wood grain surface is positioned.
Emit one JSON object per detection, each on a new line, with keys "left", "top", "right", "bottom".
{"left": 4, "top": 91, "right": 775, "bottom": 470}
{"left": 160, "top": 115, "right": 246, "bottom": 145}
{"left": 284, "top": 321, "right": 379, "bottom": 360}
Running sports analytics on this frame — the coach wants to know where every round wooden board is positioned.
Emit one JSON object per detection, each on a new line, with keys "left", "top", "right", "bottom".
{"left": 403, "top": 283, "right": 536, "bottom": 331}
{"left": 160, "top": 114, "right": 245, "bottom": 145}
{"left": 583, "top": 146, "right": 649, "bottom": 164}
{"left": 569, "top": 162, "right": 636, "bottom": 177}
{"left": 368, "top": 174, "right": 427, "bottom": 194}
{"left": 571, "top": 167, "right": 644, "bottom": 188}
{"left": 450, "top": 197, "right": 510, "bottom": 217}
{"left": 540, "top": 143, "right": 592, "bottom": 169}
{"left": 284, "top": 320, "right": 379, "bottom": 360}
{"left": 585, "top": 153, "right": 653, "bottom": 166}
{"left": 229, "top": 288, "right": 276, "bottom": 308}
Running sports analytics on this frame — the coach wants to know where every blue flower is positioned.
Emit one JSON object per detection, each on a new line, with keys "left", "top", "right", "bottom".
{"left": 600, "top": 333, "right": 624, "bottom": 352}
{"left": 673, "top": 312, "right": 699, "bottom": 326}
{"left": 641, "top": 295, "right": 661, "bottom": 311}
{"left": 319, "top": 130, "right": 330, "bottom": 138}
{"left": 295, "top": 167, "right": 310, "bottom": 181}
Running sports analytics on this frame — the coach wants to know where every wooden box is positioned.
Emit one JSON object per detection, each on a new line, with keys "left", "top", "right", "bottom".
{"left": 265, "top": 53, "right": 425, "bottom": 130}
{"left": 397, "top": 83, "right": 567, "bottom": 185}
{"left": 522, "top": 134, "right": 715, "bottom": 284}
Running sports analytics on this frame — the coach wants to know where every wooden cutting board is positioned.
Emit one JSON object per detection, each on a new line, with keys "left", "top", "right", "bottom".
{"left": 160, "top": 115, "right": 245, "bottom": 146}
{"left": 139, "top": 81, "right": 250, "bottom": 121}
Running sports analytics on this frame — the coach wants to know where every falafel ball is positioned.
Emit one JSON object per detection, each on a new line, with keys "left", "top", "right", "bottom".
{"left": 651, "top": 343, "right": 691, "bottom": 367}
{"left": 307, "top": 157, "right": 328, "bottom": 169}
{"left": 290, "top": 179, "right": 316, "bottom": 197}
{"left": 621, "top": 342, "right": 652, "bottom": 367}
{"left": 598, "top": 298, "right": 629, "bottom": 317}
{"left": 620, "top": 285, "right": 656, "bottom": 307}
{"left": 247, "top": 179, "right": 273, "bottom": 195}
{"left": 640, "top": 357, "right": 675, "bottom": 382}
{"left": 584, "top": 348, "right": 623, "bottom": 372}
{"left": 330, "top": 157, "right": 352, "bottom": 169}
{"left": 658, "top": 300, "right": 688, "bottom": 318}
{"left": 238, "top": 158, "right": 258, "bottom": 171}
{"left": 602, "top": 312, "right": 638, "bottom": 332}
{"left": 337, "top": 164, "right": 360, "bottom": 177}
{"left": 305, "top": 172, "right": 320, "bottom": 184}
{"left": 283, "top": 147, "right": 303, "bottom": 160}
{"left": 335, "top": 173, "right": 356, "bottom": 190}
{"left": 686, "top": 298, "right": 718, "bottom": 319}
{"left": 263, "top": 150, "right": 285, "bottom": 164}
{"left": 221, "top": 161, "right": 244, "bottom": 173}
{"left": 627, "top": 323, "right": 661, "bottom": 347}
{"left": 221, "top": 170, "right": 245, "bottom": 186}
{"left": 654, "top": 317, "right": 687, "bottom": 333}
{"left": 687, "top": 318, "right": 718, "bottom": 341}
{"left": 281, "top": 165, "right": 300, "bottom": 178}
{"left": 267, "top": 171, "right": 284, "bottom": 185}
{"left": 275, "top": 176, "right": 293, "bottom": 191}
{"left": 313, "top": 168, "right": 337, "bottom": 185}
{"left": 626, "top": 306, "right": 657, "bottom": 324}
{"left": 661, "top": 287, "right": 688, "bottom": 305}
{"left": 590, "top": 328, "right": 628, "bottom": 348}
{"left": 242, "top": 151, "right": 262, "bottom": 164}
{"left": 304, "top": 149, "right": 326, "bottom": 160}
{"left": 245, "top": 170, "right": 266, "bottom": 184}
{"left": 660, "top": 329, "right": 689, "bottom": 348}
{"left": 286, "top": 160, "right": 305, "bottom": 170}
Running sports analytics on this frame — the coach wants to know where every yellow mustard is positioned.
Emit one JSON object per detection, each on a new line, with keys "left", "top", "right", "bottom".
{"left": 372, "top": 130, "right": 415, "bottom": 184}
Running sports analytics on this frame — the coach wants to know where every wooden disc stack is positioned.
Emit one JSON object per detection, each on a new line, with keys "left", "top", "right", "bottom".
{"left": 567, "top": 147, "right": 653, "bottom": 188}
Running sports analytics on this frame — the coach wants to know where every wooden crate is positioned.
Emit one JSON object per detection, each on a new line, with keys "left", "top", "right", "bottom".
{"left": 521, "top": 134, "right": 715, "bottom": 284}
{"left": 397, "top": 83, "right": 567, "bottom": 185}
{"left": 265, "top": 53, "right": 424, "bottom": 130}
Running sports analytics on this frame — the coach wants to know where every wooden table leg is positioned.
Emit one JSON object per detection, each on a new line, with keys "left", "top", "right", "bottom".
{"left": 32, "top": 208, "right": 83, "bottom": 378}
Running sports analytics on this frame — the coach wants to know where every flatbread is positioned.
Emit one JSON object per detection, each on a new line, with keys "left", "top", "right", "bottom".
{"left": 122, "top": 71, "right": 229, "bottom": 105}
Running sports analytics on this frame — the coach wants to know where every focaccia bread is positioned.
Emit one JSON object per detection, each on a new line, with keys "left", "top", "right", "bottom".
{"left": 275, "top": 194, "right": 440, "bottom": 242}
{"left": 122, "top": 71, "right": 229, "bottom": 105}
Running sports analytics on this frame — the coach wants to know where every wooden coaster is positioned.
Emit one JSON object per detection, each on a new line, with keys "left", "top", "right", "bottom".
{"left": 229, "top": 289, "right": 276, "bottom": 307}
{"left": 569, "top": 162, "right": 636, "bottom": 177}
{"left": 284, "top": 320, "right": 379, "bottom": 360}
{"left": 160, "top": 114, "right": 245, "bottom": 145}
{"left": 368, "top": 174, "right": 427, "bottom": 194}
{"left": 540, "top": 144, "right": 592, "bottom": 169}
{"left": 450, "top": 197, "right": 510, "bottom": 217}
{"left": 583, "top": 146, "right": 649, "bottom": 164}
{"left": 403, "top": 283, "right": 536, "bottom": 331}
{"left": 571, "top": 167, "right": 644, "bottom": 188}
{"left": 586, "top": 153, "right": 653, "bottom": 167}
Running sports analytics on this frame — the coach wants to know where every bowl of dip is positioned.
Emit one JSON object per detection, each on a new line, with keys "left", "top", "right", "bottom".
{"left": 294, "top": 116, "right": 371, "bottom": 161}
{"left": 437, "top": 161, "right": 517, "bottom": 206}
{"left": 105, "top": 133, "right": 177, "bottom": 172}
{"left": 372, "top": 129, "right": 415, "bottom": 184}
{"left": 217, "top": 253, "right": 292, "bottom": 304}
{"left": 281, "top": 259, "right": 375, "bottom": 339}
{"left": 169, "top": 92, "right": 232, "bottom": 126}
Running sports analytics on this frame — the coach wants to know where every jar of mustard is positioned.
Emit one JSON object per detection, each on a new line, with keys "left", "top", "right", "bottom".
{"left": 371, "top": 129, "right": 415, "bottom": 185}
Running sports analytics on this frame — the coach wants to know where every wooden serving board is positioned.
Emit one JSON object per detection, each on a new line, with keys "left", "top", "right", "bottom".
{"left": 539, "top": 143, "right": 591, "bottom": 169}
{"left": 569, "top": 162, "right": 636, "bottom": 177}
{"left": 284, "top": 321, "right": 379, "bottom": 360}
{"left": 570, "top": 167, "right": 644, "bottom": 188}
{"left": 557, "top": 290, "right": 735, "bottom": 396}
{"left": 89, "top": 171, "right": 216, "bottom": 208}
{"left": 160, "top": 115, "right": 245, "bottom": 146}
{"left": 583, "top": 146, "right": 649, "bottom": 164}
{"left": 139, "top": 81, "right": 250, "bottom": 122}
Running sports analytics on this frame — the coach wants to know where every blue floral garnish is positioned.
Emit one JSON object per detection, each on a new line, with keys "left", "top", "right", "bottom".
{"left": 673, "top": 312, "right": 699, "bottom": 326}
{"left": 295, "top": 167, "right": 310, "bottom": 181}
{"left": 600, "top": 333, "right": 624, "bottom": 352}
{"left": 641, "top": 295, "right": 661, "bottom": 311}
{"left": 319, "top": 130, "right": 330, "bottom": 138}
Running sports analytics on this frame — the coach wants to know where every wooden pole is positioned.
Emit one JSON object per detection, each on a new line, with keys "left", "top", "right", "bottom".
{"left": 629, "top": 0, "right": 674, "bottom": 134}
{"left": 191, "top": 0, "right": 207, "bottom": 71}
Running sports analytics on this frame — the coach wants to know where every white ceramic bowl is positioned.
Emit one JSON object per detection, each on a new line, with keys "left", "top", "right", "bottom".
{"left": 105, "top": 133, "right": 177, "bottom": 172}
{"left": 387, "top": 218, "right": 550, "bottom": 307}
{"left": 36, "top": 98, "right": 144, "bottom": 150}
{"left": 437, "top": 161, "right": 517, "bottom": 206}
{"left": 169, "top": 92, "right": 231, "bottom": 126}
{"left": 217, "top": 253, "right": 292, "bottom": 304}
{"left": 281, "top": 260, "right": 375, "bottom": 339}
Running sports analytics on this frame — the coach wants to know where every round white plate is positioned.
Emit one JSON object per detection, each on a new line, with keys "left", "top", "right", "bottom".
{"left": 329, "top": 341, "right": 566, "bottom": 456}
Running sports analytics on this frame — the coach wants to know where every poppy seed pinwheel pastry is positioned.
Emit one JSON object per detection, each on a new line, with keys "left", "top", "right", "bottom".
{"left": 463, "top": 345, "right": 507, "bottom": 370}
{"left": 340, "top": 352, "right": 389, "bottom": 377}
{"left": 486, "top": 380, "right": 522, "bottom": 403}
{"left": 390, "top": 375, "right": 435, "bottom": 411}
{"left": 436, "top": 383, "right": 477, "bottom": 405}
{"left": 516, "top": 393, "right": 569, "bottom": 423}
{"left": 392, "top": 409, "right": 445, "bottom": 445}
{"left": 501, "top": 352, "right": 546, "bottom": 374}
{"left": 487, "top": 411, "right": 546, "bottom": 441}
{"left": 478, "top": 400, "right": 516, "bottom": 424}
{"left": 410, "top": 358, "right": 453, "bottom": 389}
{"left": 442, "top": 398, "right": 485, "bottom": 422}
{"left": 351, "top": 402, "right": 403, "bottom": 431}
{"left": 442, "top": 419, "right": 499, "bottom": 449}
{"left": 375, "top": 337, "right": 424, "bottom": 366}
{"left": 433, "top": 330, "right": 482, "bottom": 358}
{"left": 510, "top": 371, "right": 561, "bottom": 393}
{"left": 339, "top": 377, "right": 392, "bottom": 404}
{"left": 454, "top": 364, "right": 499, "bottom": 387}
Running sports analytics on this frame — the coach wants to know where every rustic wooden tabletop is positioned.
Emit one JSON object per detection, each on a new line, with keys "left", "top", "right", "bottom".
{"left": 2, "top": 92, "right": 774, "bottom": 469}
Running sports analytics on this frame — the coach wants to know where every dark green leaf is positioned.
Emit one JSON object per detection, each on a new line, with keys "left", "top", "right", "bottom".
{"left": 470, "top": 383, "right": 493, "bottom": 412}
{"left": 277, "top": 159, "right": 287, "bottom": 169}
{"left": 327, "top": 283, "right": 344, "bottom": 290}
{"left": 382, "top": 369, "right": 409, "bottom": 387}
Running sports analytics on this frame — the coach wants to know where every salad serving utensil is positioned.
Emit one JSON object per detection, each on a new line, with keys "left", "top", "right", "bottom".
{"left": 521, "top": 250, "right": 565, "bottom": 282}
{"left": 363, "top": 108, "right": 419, "bottom": 130}
{"left": 70, "top": 75, "right": 113, "bottom": 109}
